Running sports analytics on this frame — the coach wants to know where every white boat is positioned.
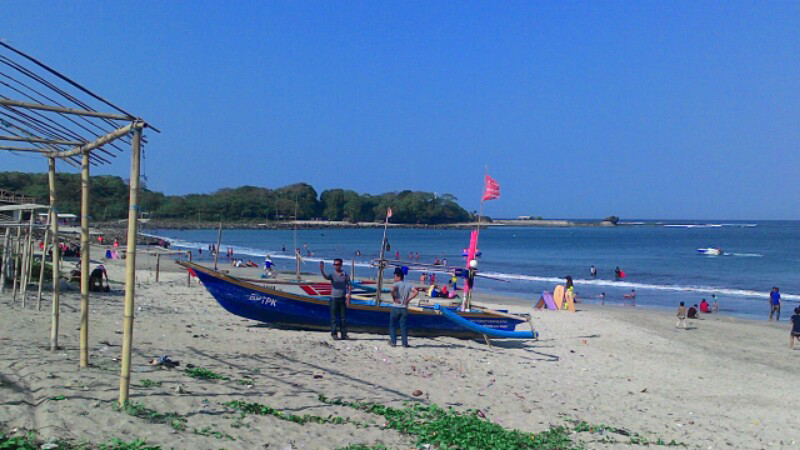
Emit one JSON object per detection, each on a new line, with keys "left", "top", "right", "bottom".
{"left": 697, "top": 247, "right": 722, "bottom": 256}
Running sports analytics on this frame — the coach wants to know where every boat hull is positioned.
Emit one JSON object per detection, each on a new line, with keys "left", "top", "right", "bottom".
{"left": 185, "top": 263, "right": 526, "bottom": 338}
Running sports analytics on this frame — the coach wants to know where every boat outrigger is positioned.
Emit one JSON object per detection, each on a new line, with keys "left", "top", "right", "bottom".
{"left": 178, "top": 261, "right": 537, "bottom": 342}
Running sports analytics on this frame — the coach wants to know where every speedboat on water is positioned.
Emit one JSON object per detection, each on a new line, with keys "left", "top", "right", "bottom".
{"left": 697, "top": 248, "right": 723, "bottom": 256}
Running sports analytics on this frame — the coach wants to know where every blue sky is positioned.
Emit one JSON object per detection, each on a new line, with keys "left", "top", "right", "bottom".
{"left": 2, "top": 1, "right": 799, "bottom": 219}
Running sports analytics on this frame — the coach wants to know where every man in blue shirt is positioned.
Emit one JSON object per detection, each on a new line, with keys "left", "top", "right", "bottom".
{"left": 320, "top": 259, "right": 351, "bottom": 340}
{"left": 769, "top": 287, "right": 781, "bottom": 321}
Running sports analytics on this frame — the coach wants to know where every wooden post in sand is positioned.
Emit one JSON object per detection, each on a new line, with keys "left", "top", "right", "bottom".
{"left": 155, "top": 253, "right": 160, "bottom": 282}
{"left": 214, "top": 221, "right": 222, "bottom": 271}
{"left": 187, "top": 250, "right": 192, "bottom": 286}
{"left": 12, "top": 230, "right": 21, "bottom": 300}
{"left": 119, "top": 126, "right": 142, "bottom": 406}
{"left": 48, "top": 157, "right": 61, "bottom": 351}
{"left": 36, "top": 212, "right": 51, "bottom": 310}
{"left": 0, "top": 228, "right": 9, "bottom": 293}
{"left": 79, "top": 151, "right": 91, "bottom": 368}
{"left": 21, "top": 210, "right": 34, "bottom": 304}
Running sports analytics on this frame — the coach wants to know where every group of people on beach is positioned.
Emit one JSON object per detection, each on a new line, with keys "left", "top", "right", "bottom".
{"left": 675, "top": 296, "right": 720, "bottom": 328}
{"left": 320, "top": 259, "right": 421, "bottom": 347}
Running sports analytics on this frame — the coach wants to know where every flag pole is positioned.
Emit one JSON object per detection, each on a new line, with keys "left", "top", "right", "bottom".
{"left": 375, "top": 209, "right": 390, "bottom": 305}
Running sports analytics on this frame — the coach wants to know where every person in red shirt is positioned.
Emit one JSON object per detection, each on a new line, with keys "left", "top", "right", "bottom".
{"left": 699, "top": 298, "right": 711, "bottom": 313}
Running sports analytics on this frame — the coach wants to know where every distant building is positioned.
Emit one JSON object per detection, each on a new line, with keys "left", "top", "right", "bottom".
{"left": 517, "top": 215, "right": 532, "bottom": 220}
{"left": 37, "top": 212, "right": 77, "bottom": 226}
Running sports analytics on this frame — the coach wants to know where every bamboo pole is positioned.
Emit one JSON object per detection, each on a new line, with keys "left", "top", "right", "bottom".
{"left": 48, "top": 157, "right": 61, "bottom": 351}
{"left": 0, "top": 228, "right": 9, "bottom": 293}
{"left": 213, "top": 221, "right": 222, "bottom": 271}
{"left": 0, "top": 98, "right": 134, "bottom": 121}
{"left": 79, "top": 151, "right": 90, "bottom": 368}
{"left": 21, "top": 209, "right": 35, "bottom": 305}
{"left": 155, "top": 254, "right": 160, "bottom": 282}
{"left": 12, "top": 231, "right": 21, "bottom": 300}
{"left": 119, "top": 127, "right": 142, "bottom": 406}
{"left": 36, "top": 213, "right": 51, "bottom": 310}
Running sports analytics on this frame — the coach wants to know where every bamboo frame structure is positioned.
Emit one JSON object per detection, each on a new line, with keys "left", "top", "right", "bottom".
{"left": 0, "top": 40, "right": 156, "bottom": 406}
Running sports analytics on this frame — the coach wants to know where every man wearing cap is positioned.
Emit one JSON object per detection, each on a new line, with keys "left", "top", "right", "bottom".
{"left": 389, "top": 267, "right": 420, "bottom": 347}
{"left": 320, "top": 259, "right": 351, "bottom": 340}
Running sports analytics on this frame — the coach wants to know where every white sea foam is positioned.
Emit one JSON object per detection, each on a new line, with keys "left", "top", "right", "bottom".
{"left": 480, "top": 272, "right": 799, "bottom": 301}
{"left": 664, "top": 224, "right": 723, "bottom": 228}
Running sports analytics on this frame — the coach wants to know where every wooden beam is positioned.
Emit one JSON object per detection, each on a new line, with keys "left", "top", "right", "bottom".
{"left": 0, "top": 145, "right": 52, "bottom": 153}
{"left": 36, "top": 213, "right": 51, "bottom": 310}
{"left": 0, "top": 228, "right": 9, "bottom": 294}
{"left": 48, "top": 157, "right": 61, "bottom": 351}
{"left": 119, "top": 127, "right": 142, "bottom": 406}
{"left": 0, "top": 135, "right": 83, "bottom": 146}
{"left": 56, "top": 121, "right": 144, "bottom": 158}
{"left": 79, "top": 151, "right": 90, "bottom": 368}
{"left": 0, "top": 98, "right": 133, "bottom": 121}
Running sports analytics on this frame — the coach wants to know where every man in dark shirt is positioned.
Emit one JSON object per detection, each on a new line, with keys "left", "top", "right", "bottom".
{"left": 687, "top": 304, "right": 698, "bottom": 319}
{"left": 320, "top": 259, "right": 351, "bottom": 340}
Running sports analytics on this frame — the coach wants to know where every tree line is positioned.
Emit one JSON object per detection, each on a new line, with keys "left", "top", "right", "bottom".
{"left": 0, "top": 172, "right": 472, "bottom": 224}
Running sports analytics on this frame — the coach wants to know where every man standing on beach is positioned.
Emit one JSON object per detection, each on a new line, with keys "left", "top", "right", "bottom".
{"left": 389, "top": 267, "right": 420, "bottom": 347}
{"left": 320, "top": 259, "right": 351, "bottom": 340}
{"left": 769, "top": 287, "right": 781, "bottom": 321}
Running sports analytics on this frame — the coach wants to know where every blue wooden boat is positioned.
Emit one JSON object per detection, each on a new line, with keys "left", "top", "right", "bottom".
{"left": 178, "top": 261, "right": 536, "bottom": 340}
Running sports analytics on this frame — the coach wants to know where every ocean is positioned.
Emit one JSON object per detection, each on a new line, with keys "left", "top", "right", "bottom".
{"left": 145, "top": 221, "right": 800, "bottom": 320}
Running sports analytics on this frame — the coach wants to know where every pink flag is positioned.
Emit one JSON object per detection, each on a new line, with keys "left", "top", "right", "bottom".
{"left": 482, "top": 175, "right": 500, "bottom": 201}
{"left": 386, "top": 207, "right": 392, "bottom": 219}
{"left": 466, "top": 229, "right": 478, "bottom": 266}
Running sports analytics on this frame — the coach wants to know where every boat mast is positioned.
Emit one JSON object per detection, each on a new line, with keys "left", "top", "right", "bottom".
{"left": 375, "top": 208, "right": 390, "bottom": 305}
{"left": 293, "top": 198, "right": 300, "bottom": 282}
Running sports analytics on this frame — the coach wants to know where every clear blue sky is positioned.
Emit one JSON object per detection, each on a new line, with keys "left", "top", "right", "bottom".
{"left": 3, "top": 1, "right": 799, "bottom": 220}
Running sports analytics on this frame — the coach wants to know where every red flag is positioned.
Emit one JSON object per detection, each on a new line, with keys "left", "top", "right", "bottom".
{"left": 482, "top": 175, "right": 500, "bottom": 201}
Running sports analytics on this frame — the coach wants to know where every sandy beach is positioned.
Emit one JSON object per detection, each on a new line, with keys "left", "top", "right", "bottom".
{"left": 1, "top": 252, "right": 799, "bottom": 449}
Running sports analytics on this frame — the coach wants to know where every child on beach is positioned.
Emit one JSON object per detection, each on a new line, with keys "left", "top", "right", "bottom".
{"left": 790, "top": 307, "right": 800, "bottom": 349}
{"left": 676, "top": 301, "right": 687, "bottom": 329}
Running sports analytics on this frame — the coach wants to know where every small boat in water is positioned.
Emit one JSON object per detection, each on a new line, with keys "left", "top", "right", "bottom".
{"left": 697, "top": 247, "right": 723, "bottom": 256}
{"left": 178, "top": 261, "right": 536, "bottom": 341}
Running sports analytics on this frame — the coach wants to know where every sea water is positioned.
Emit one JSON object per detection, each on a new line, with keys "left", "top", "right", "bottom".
{"left": 146, "top": 221, "right": 800, "bottom": 320}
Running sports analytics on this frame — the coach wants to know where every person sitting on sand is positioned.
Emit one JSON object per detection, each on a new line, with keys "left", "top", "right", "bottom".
{"left": 699, "top": 298, "right": 711, "bottom": 313}
{"left": 89, "top": 264, "right": 110, "bottom": 292}
{"left": 790, "top": 307, "right": 800, "bottom": 350}
{"left": 687, "top": 304, "right": 699, "bottom": 319}
{"left": 676, "top": 301, "right": 687, "bottom": 329}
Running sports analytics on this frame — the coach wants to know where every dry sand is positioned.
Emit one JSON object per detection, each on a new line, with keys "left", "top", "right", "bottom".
{"left": 1, "top": 252, "right": 799, "bottom": 449}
